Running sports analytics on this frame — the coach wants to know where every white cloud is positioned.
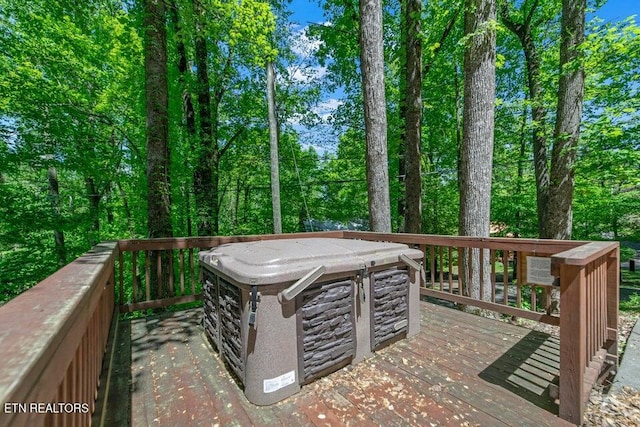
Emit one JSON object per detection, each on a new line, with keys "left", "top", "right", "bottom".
{"left": 289, "top": 23, "right": 330, "bottom": 58}
{"left": 314, "top": 98, "right": 343, "bottom": 122}
{"left": 291, "top": 27, "right": 322, "bottom": 58}
{"left": 286, "top": 98, "right": 342, "bottom": 126}
{"left": 286, "top": 64, "right": 327, "bottom": 84}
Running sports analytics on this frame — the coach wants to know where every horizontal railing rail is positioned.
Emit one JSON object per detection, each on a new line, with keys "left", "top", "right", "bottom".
{"left": 0, "top": 242, "right": 117, "bottom": 427}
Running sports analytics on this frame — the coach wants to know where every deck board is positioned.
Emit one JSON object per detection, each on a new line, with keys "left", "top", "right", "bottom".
{"left": 97, "top": 301, "right": 573, "bottom": 426}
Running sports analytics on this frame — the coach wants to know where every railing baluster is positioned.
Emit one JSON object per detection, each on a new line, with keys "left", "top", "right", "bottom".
{"left": 438, "top": 246, "right": 444, "bottom": 291}
{"left": 169, "top": 249, "right": 175, "bottom": 297}
{"left": 531, "top": 285, "right": 536, "bottom": 313}
{"left": 145, "top": 250, "right": 151, "bottom": 302}
{"left": 179, "top": 249, "right": 185, "bottom": 295}
{"left": 448, "top": 247, "right": 453, "bottom": 293}
{"left": 591, "top": 263, "right": 596, "bottom": 360}
{"left": 516, "top": 251, "right": 522, "bottom": 309}
{"left": 606, "top": 249, "right": 620, "bottom": 363}
{"left": 132, "top": 251, "right": 138, "bottom": 303}
{"left": 467, "top": 247, "right": 473, "bottom": 297}
{"left": 189, "top": 248, "right": 195, "bottom": 294}
{"left": 75, "top": 344, "right": 81, "bottom": 427}
{"left": 502, "top": 250, "right": 509, "bottom": 306}
{"left": 600, "top": 260, "right": 606, "bottom": 352}
{"left": 429, "top": 245, "right": 436, "bottom": 288}
{"left": 157, "top": 250, "right": 163, "bottom": 299}
{"left": 118, "top": 250, "right": 124, "bottom": 307}
{"left": 419, "top": 244, "right": 427, "bottom": 283}
{"left": 545, "top": 286, "right": 551, "bottom": 313}
{"left": 490, "top": 249, "right": 496, "bottom": 302}
{"left": 479, "top": 247, "right": 484, "bottom": 300}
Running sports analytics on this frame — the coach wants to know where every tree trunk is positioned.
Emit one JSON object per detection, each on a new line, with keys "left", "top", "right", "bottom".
{"left": 192, "top": 0, "right": 215, "bottom": 237}
{"left": 359, "top": 0, "right": 391, "bottom": 232}
{"left": 403, "top": 0, "right": 423, "bottom": 234}
{"left": 547, "top": 0, "right": 585, "bottom": 240}
{"left": 397, "top": 0, "right": 407, "bottom": 233}
{"left": 499, "top": 0, "right": 550, "bottom": 237}
{"left": 515, "top": 103, "right": 527, "bottom": 236}
{"left": 459, "top": 0, "right": 496, "bottom": 302}
{"left": 455, "top": 65, "right": 463, "bottom": 187}
{"left": 47, "top": 166, "right": 66, "bottom": 267}
{"left": 144, "top": 0, "right": 172, "bottom": 239}
{"left": 170, "top": 1, "right": 196, "bottom": 237}
{"left": 169, "top": 1, "right": 196, "bottom": 137}
{"left": 144, "top": 0, "right": 172, "bottom": 299}
{"left": 267, "top": 61, "right": 282, "bottom": 234}
{"left": 233, "top": 177, "right": 242, "bottom": 230}
{"left": 85, "top": 176, "right": 101, "bottom": 246}
{"left": 116, "top": 181, "right": 135, "bottom": 238}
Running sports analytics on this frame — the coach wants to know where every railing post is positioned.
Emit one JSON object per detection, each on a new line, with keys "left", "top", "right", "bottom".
{"left": 606, "top": 248, "right": 619, "bottom": 365}
{"left": 558, "top": 262, "right": 586, "bottom": 425}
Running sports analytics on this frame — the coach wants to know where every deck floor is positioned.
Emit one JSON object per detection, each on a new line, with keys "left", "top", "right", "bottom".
{"left": 97, "top": 301, "right": 572, "bottom": 426}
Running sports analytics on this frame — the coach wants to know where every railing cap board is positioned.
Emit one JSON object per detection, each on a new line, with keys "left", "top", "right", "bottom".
{"left": 0, "top": 242, "right": 117, "bottom": 415}
{"left": 343, "top": 231, "right": 586, "bottom": 252}
{"left": 551, "top": 241, "right": 619, "bottom": 267}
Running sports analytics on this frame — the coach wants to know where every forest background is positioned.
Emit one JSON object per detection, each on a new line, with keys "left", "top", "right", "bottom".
{"left": 0, "top": 0, "right": 638, "bottom": 303}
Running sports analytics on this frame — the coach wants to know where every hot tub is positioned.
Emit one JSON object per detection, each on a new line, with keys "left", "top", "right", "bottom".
{"left": 199, "top": 237, "right": 423, "bottom": 405}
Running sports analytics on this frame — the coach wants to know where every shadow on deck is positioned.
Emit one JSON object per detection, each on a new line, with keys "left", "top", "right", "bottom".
{"left": 95, "top": 301, "right": 571, "bottom": 426}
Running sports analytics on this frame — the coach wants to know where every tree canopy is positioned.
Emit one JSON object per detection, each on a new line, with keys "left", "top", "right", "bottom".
{"left": 1, "top": 0, "right": 638, "bottom": 302}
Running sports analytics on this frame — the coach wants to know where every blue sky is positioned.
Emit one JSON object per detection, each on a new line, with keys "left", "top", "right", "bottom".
{"left": 288, "top": 0, "right": 640, "bottom": 27}
{"left": 592, "top": 0, "right": 640, "bottom": 22}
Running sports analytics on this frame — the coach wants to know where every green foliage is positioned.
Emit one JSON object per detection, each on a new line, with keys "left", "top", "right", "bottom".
{"left": 515, "top": 285, "right": 548, "bottom": 312}
{"left": 0, "top": 0, "right": 146, "bottom": 303}
{"left": 620, "top": 293, "right": 640, "bottom": 312}
{"left": 622, "top": 269, "right": 640, "bottom": 289}
{"left": 573, "top": 16, "right": 640, "bottom": 240}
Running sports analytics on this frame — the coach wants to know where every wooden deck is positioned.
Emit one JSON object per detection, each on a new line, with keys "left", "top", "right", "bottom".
{"left": 96, "top": 300, "right": 572, "bottom": 426}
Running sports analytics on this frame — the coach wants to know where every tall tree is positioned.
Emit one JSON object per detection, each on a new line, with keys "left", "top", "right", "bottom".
{"left": 546, "top": 0, "right": 585, "bottom": 239}
{"left": 186, "top": 0, "right": 275, "bottom": 235}
{"left": 266, "top": 61, "right": 282, "bottom": 233}
{"left": 47, "top": 166, "right": 66, "bottom": 267}
{"left": 170, "top": 0, "right": 196, "bottom": 237}
{"left": 459, "top": 0, "right": 496, "bottom": 300}
{"left": 144, "top": 0, "right": 172, "bottom": 240}
{"left": 359, "top": 0, "right": 391, "bottom": 232}
{"left": 144, "top": 0, "right": 173, "bottom": 301}
{"left": 192, "top": 0, "right": 216, "bottom": 236}
{"left": 499, "top": 0, "right": 556, "bottom": 237}
{"left": 402, "top": 0, "right": 423, "bottom": 234}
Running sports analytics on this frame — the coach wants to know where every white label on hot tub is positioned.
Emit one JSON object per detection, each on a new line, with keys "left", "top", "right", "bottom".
{"left": 263, "top": 370, "right": 296, "bottom": 393}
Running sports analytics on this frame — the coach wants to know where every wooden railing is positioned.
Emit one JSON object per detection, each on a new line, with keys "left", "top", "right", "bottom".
{"left": 0, "top": 231, "right": 619, "bottom": 426}
{"left": 0, "top": 242, "right": 117, "bottom": 427}
{"left": 115, "top": 231, "right": 344, "bottom": 313}
{"left": 344, "top": 231, "right": 584, "bottom": 324}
